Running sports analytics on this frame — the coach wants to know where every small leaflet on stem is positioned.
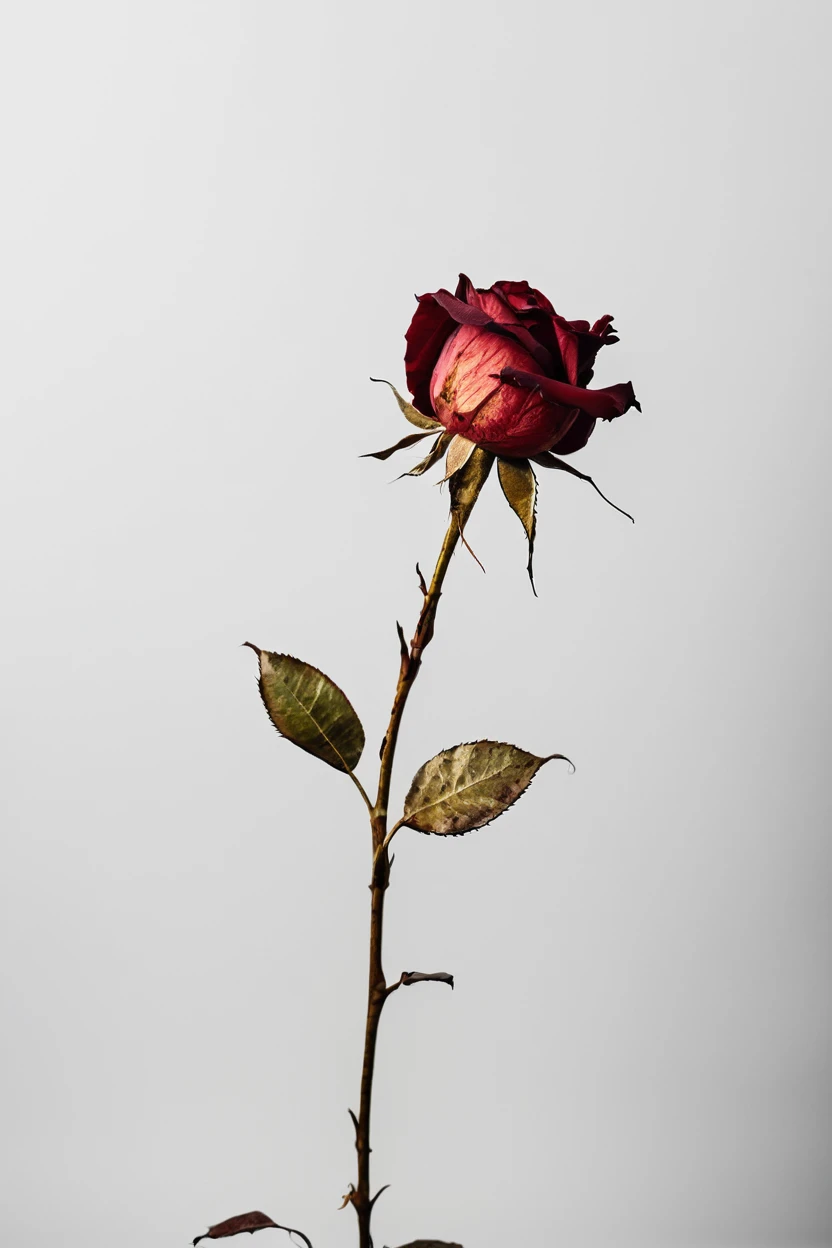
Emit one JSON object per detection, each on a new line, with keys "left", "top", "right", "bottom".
{"left": 401, "top": 970, "right": 454, "bottom": 989}
{"left": 192, "top": 1211, "right": 313, "bottom": 1248}
{"left": 391, "top": 1241, "right": 464, "bottom": 1247}
{"left": 245, "top": 646, "right": 365, "bottom": 774}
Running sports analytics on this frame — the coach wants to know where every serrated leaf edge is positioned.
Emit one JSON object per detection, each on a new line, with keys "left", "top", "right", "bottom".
{"left": 402, "top": 740, "right": 572, "bottom": 837}
{"left": 245, "top": 644, "right": 365, "bottom": 773}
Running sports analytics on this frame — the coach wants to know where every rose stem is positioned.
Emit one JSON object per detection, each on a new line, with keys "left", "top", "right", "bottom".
{"left": 353, "top": 450, "right": 493, "bottom": 1248}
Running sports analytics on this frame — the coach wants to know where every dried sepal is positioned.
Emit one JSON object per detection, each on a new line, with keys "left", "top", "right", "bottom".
{"left": 448, "top": 445, "right": 494, "bottom": 521}
{"left": 361, "top": 430, "right": 435, "bottom": 461}
{"left": 245, "top": 645, "right": 365, "bottom": 773}
{"left": 497, "top": 457, "right": 538, "bottom": 593}
{"left": 531, "top": 451, "right": 634, "bottom": 522}
{"left": 370, "top": 376, "right": 440, "bottom": 430}
{"left": 401, "top": 741, "right": 572, "bottom": 836}
{"left": 401, "top": 429, "right": 454, "bottom": 478}
{"left": 440, "top": 433, "right": 477, "bottom": 482}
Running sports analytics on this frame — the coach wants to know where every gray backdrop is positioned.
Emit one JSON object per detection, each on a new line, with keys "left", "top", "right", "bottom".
{"left": 2, "top": 2, "right": 830, "bottom": 1246}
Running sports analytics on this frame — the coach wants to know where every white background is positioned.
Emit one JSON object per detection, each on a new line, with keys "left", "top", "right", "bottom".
{"left": 2, "top": 3, "right": 830, "bottom": 1246}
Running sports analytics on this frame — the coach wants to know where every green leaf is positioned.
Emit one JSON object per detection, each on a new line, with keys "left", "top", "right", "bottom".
{"left": 401, "top": 740, "right": 571, "bottom": 836}
{"left": 245, "top": 646, "right": 364, "bottom": 773}
{"left": 370, "top": 377, "right": 440, "bottom": 431}
{"left": 498, "top": 457, "right": 538, "bottom": 593}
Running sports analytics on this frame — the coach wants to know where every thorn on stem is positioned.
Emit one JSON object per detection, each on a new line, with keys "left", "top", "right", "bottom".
{"left": 416, "top": 562, "right": 428, "bottom": 596}
{"left": 396, "top": 620, "right": 409, "bottom": 661}
{"left": 369, "top": 1184, "right": 390, "bottom": 1210}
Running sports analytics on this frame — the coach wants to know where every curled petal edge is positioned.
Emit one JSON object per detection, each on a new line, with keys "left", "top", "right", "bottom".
{"left": 500, "top": 367, "right": 641, "bottom": 422}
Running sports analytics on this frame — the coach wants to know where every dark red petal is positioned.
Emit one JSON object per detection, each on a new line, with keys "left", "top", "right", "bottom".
{"left": 549, "top": 412, "right": 596, "bottom": 455}
{"left": 555, "top": 313, "right": 620, "bottom": 386}
{"left": 500, "top": 368, "right": 641, "bottom": 422}
{"left": 590, "top": 314, "right": 615, "bottom": 336}
{"left": 432, "top": 287, "right": 492, "bottom": 326}
{"left": 552, "top": 316, "right": 580, "bottom": 384}
{"left": 455, "top": 272, "right": 476, "bottom": 301}
{"left": 491, "top": 322, "right": 554, "bottom": 372}
{"left": 494, "top": 280, "right": 556, "bottom": 316}
{"left": 435, "top": 286, "right": 554, "bottom": 372}
{"left": 405, "top": 294, "right": 456, "bottom": 417}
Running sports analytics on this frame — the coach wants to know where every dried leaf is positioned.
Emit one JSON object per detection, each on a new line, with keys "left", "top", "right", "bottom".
{"left": 497, "top": 458, "right": 538, "bottom": 593}
{"left": 401, "top": 430, "right": 453, "bottom": 478}
{"left": 391, "top": 1241, "right": 464, "bottom": 1247}
{"left": 362, "top": 430, "right": 435, "bottom": 461}
{"left": 370, "top": 377, "right": 440, "bottom": 430}
{"left": 440, "top": 434, "right": 476, "bottom": 482}
{"left": 193, "top": 1211, "right": 278, "bottom": 1245}
{"left": 245, "top": 646, "right": 364, "bottom": 773}
{"left": 194, "top": 1212, "right": 313, "bottom": 1248}
{"left": 401, "top": 970, "right": 454, "bottom": 989}
{"left": 531, "top": 451, "right": 634, "bottom": 522}
{"left": 402, "top": 741, "right": 571, "bottom": 836}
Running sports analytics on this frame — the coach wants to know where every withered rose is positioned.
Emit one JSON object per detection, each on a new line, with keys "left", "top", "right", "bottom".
{"left": 405, "top": 273, "right": 639, "bottom": 457}
{"left": 365, "top": 274, "right": 640, "bottom": 590}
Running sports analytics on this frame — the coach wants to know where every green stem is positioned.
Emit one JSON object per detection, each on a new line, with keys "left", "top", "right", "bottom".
{"left": 352, "top": 449, "right": 493, "bottom": 1248}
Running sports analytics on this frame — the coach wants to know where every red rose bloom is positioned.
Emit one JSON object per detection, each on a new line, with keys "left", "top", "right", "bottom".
{"left": 365, "top": 274, "right": 640, "bottom": 591}
{"left": 404, "top": 273, "right": 639, "bottom": 458}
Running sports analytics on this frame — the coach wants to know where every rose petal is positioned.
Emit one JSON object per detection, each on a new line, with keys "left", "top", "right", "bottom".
{"left": 431, "top": 327, "right": 540, "bottom": 425}
{"left": 493, "top": 280, "right": 556, "bottom": 316}
{"left": 500, "top": 368, "right": 640, "bottom": 422}
{"left": 439, "top": 285, "right": 554, "bottom": 372}
{"left": 431, "top": 288, "right": 492, "bottom": 326}
{"left": 549, "top": 411, "right": 596, "bottom": 456}
{"left": 405, "top": 294, "right": 456, "bottom": 417}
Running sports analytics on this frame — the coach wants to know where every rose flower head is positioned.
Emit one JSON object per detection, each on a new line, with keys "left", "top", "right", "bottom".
{"left": 365, "top": 274, "right": 640, "bottom": 591}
